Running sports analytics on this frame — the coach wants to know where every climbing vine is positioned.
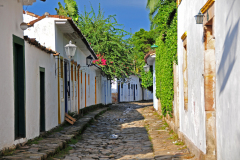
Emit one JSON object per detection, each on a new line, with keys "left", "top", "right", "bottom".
{"left": 154, "top": 0, "right": 178, "bottom": 116}
{"left": 141, "top": 68, "right": 153, "bottom": 91}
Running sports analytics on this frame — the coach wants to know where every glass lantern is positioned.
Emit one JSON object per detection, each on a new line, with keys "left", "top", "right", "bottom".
{"left": 20, "top": 22, "right": 29, "bottom": 30}
{"left": 86, "top": 55, "right": 93, "bottom": 66}
{"left": 65, "top": 41, "right": 77, "bottom": 58}
{"left": 143, "top": 64, "right": 150, "bottom": 72}
{"left": 194, "top": 11, "right": 204, "bottom": 24}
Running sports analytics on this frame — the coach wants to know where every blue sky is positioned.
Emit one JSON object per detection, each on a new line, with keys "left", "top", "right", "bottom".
{"left": 24, "top": 0, "right": 151, "bottom": 35}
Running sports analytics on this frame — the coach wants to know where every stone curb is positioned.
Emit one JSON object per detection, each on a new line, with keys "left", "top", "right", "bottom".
{"left": 1, "top": 107, "right": 109, "bottom": 160}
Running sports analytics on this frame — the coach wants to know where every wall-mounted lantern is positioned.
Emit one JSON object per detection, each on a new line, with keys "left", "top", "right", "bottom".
{"left": 143, "top": 64, "right": 150, "bottom": 72}
{"left": 20, "top": 22, "right": 29, "bottom": 30}
{"left": 194, "top": 11, "right": 204, "bottom": 24}
{"left": 65, "top": 40, "right": 77, "bottom": 59}
{"left": 86, "top": 55, "right": 93, "bottom": 67}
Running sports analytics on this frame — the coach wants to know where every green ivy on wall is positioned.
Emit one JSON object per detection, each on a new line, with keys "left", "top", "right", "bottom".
{"left": 154, "top": 1, "right": 177, "bottom": 117}
{"left": 141, "top": 67, "right": 153, "bottom": 92}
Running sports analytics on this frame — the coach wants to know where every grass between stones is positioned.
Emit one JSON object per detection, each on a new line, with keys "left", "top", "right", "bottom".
{"left": 27, "top": 137, "right": 44, "bottom": 145}
{"left": 175, "top": 141, "right": 185, "bottom": 145}
{"left": 159, "top": 121, "right": 169, "bottom": 130}
{"left": 1, "top": 149, "right": 15, "bottom": 156}
{"left": 151, "top": 107, "right": 186, "bottom": 147}
{"left": 49, "top": 146, "right": 73, "bottom": 159}
{"left": 168, "top": 132, "right": 178, "bottom": 141}
{"left": 48, "top": 134, "right": 83, "bottom": 159}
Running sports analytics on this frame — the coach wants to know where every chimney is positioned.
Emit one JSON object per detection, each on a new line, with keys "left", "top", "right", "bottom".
{"left": 44, "top": 12, "right": 50, "bottom": 17}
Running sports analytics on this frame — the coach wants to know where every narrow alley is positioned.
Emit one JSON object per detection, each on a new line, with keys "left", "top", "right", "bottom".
{"left": 53, "top": 101, "right": 192, "bottom": 160}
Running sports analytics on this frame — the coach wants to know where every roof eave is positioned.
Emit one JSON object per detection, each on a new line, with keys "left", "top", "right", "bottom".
{"left": 67, "top": 19, "right": 97, "bottom": 59}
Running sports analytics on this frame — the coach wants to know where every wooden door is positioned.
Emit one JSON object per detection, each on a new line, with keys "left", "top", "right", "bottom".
{"left": 85, "top": 73, "right": 86, "bottom": 107}
{"left": 40, "top": 68, "right": 45, "bottom": 132}
{"left": 78, "top": 68, "right": 80, "bottom": 113}
{"left": 64, "top": 63, "right": 68, "bottom": 113}
{"left": 13, "top": 36, "right": 26, "bottom": 139}
{"left": 95, "top": 77, "right": 97, "bottom": 104}
{"left": 134, "top": 84, "right": 136, "bottom": 101}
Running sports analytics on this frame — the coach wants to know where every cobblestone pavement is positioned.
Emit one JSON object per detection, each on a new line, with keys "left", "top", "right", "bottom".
{"left": 1, "top": 108, "right": 109, "bottom": 160}
{"left": 57, "top": 101, "right": 193, "bottom": 160}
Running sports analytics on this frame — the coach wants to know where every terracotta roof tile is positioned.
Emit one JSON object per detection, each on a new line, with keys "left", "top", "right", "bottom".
{"left": 24, "top": 36, "right": 60, "bottom": 56}
{"left": 23, "top": 10, "right": 40, "bottom": 18}
{"left": 27, "top": 15, "right": 71, "bottom": 26}
{"left": 25, "top": 12, "right": 96, "bottom": 59}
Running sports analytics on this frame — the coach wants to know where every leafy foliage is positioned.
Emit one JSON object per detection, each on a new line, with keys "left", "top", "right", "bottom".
{"left": 56, "top": 1, "right": 134, "bottom": 80}
{"left": 141, "top": 68, "right": 153, "bottom": 91}
{"left": 146, "top": 0, "right": 160, "bottom": 22}
{"left": 55, "top": 0, "right": 79, "bottom": 22}
{"left": 154, "top": 1, "right": 177, "bottom": 116}
{"left": 147, "top": 0, "right": 176, "bottom": 29}
{"left": 130, "top": 29, "right": 158, "bottom": 90}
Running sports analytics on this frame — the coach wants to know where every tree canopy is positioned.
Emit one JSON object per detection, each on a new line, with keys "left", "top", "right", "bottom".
{"left": 130, "top": 29, "right": 158, "bottom": 91}
{"left": 55, "top": 0, "right": 134, "bottom": 80}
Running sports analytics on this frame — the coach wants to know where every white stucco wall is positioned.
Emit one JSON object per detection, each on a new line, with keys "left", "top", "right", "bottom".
{"left": 100, "top": 76, "right": 112, "bottom": 105}
{"left": 178, "top": 0, "right": 207, "bottom": 153}
{"left": 215, "top": 0, "right": 240, "bottom": 159}
{"left": 143, "top": 88, "right": 153, "bottom": 100}
{"left": 0, "top": 0, "right": 57, "bottom": 150}
{"left": 24, "top": 16, "right": 112, "bottom": 122}
{"left": 153, "top": 61, "right": 158, "bottom": 110}
{"left": 23, "top": 13, "right": 38, "bottom": 23}
{"left": 25, "top": 43, "right": 58, "bottom": 138}
{"left": 23, "top": 17, "right": 57, "bottom": 50}
{"left": 0, "top": 0, "right": 27, "bottom": 150}
{"left": 116, "top": 75, "right": 148, "bottom": 102}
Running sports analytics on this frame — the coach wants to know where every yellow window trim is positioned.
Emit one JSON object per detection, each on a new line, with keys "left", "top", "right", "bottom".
{"left": 176, "top": 0, "right": 182, "bottom": 7}
{"left": 201, "top": 0, "right": 215, "bottom": 13}
{"left": 181, "top": 31, "right": 187, "bottom": 41}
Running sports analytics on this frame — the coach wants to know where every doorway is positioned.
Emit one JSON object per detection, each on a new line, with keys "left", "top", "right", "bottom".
{"left": 104, "top": 81, "right": 107, "bottom": 104}
{"left": 95, "top": 77, "right": 97, "bottom": 104}
{"left": 40, "top": 68, "right": 45, "bottom": 132}
{"left": 133, "top": 84, "right": 136, "bottom": 101}
{"left": 128, "top": 83, "right": 130, "bottom": 101}
{"left": 118, "top": 83, "right": 120, "bottom": 102}
{"left": 64, "top": 62, "right": 68, "bottom": 113}
{"left": 13, "top": 35, "right": 26, "bottom": 139}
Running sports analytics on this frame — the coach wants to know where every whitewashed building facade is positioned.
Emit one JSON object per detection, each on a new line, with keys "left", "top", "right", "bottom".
{"left": 0, "top": 1, "right": 111, "bottom": 151}
{"left": 0, "top": 0, "right": 59, "bottom": 151}
{"left": 111, "top": 75, "right": 153, "bottom": 103}
{"left": 23, "top": 12, "right": 112, "bottom": 124}
{"left": 177, "top": 0, "right": 240, "bottom": 159}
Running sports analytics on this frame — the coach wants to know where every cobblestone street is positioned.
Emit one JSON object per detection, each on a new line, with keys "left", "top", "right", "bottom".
{"left": 57, "top": 101, "right": 192, "bottom": 160}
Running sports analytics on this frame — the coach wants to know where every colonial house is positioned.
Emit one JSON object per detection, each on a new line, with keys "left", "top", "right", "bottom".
{"left": 0, "top": 0, "right": 59, "bottom": 151}
{"left": 176, "top": 0, "right": 240, "bottom": 159}
{"left": 23, "top": 11, "right": 112, "bottom": 124}
{"left": 111, "top": 75, "right": 153, "bottom": 103}
{"left": 0, "top": 0, "right": 111, "bottom": 151}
